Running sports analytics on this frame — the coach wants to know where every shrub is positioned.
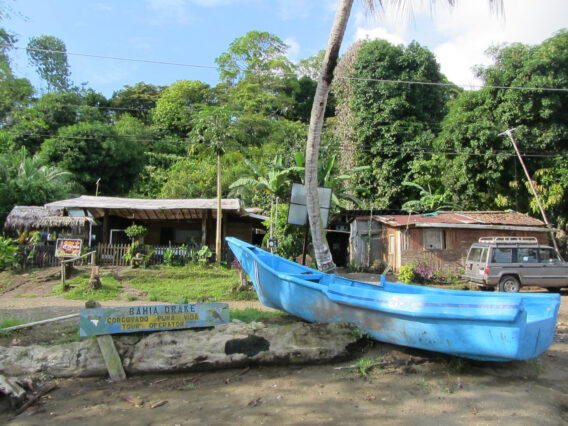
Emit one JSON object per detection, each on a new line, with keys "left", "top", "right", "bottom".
{"left": 414, "top": 262, "right": 434, "bottom": 284}
{"left": 125, "top": 224, "right": 148, "bottom": 241}
{"left": 370, "top": 259, "right": 385, "bottom": 273}
{"left": 0, "top": 237, "right": 18, "bottom": 271}
{"left": 398, "top": 264, "right": 414, "bottom": 283}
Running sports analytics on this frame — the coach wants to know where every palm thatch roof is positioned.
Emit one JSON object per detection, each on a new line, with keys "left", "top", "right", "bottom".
{"left": 3, "top": 206, "right": 97, "bottom": 234}
{"left": 36, "top": 216, "right": 97, "bottom": 228}
{"left": 4, "top": 206, "right": 64, "bottom": 231}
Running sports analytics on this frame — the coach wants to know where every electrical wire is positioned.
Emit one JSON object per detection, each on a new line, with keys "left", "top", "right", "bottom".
{"left": 3, "top": 129, "right": 566, "bottom": 159}
{"left": 3, "top": 44, "right": 568, "bottom": 93}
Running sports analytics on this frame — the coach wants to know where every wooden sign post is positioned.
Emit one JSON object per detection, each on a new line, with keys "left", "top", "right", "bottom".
{"left": 80, "top": 302, "right": 230, "bottom": 336}
{"left": 80, "top": 302, "right": 230, "bottom": 381}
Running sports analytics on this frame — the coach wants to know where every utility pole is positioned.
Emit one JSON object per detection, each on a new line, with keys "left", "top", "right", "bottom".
{"left": 499, "top": 128, "right": 559, "bottom": 252}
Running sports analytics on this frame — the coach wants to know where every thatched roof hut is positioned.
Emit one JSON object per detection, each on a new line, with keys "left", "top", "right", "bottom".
{"left": 3, "top": 206, "right": 96, "bottom": 236}
{"left": 3, "top": 206, "right": 64, "bottom": 233}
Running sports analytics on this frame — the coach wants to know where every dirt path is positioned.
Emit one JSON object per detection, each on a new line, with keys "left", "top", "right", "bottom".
{"left": 1, "top": 268, "right": 568, "bottom": 424}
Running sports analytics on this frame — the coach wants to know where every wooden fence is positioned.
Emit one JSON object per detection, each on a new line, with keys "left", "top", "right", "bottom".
{"left": 18, "top": 243, "right": 235, "bottom": 269}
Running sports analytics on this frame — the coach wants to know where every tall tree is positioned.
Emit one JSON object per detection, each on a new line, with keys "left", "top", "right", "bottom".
{"left": 215, "top": 30, "right": 292, "bottom": 86}
{"left": 190, "top": 105, "right": 239, "bottom": 263}
{"left": 0, "top": 28, "right": 34, "bottom": 125}
{"left": 152, "top": 80, "right": 213, "bottom": 137}
{"left": 111, "top": 82, "right": 164, "bottom": 125}
{"left": 348, "top": 39, "right": 450, "bottom": 208}
{"left": 436, "top": 29, "right": 568, "bottom": 227}
{"left": 40, "top": 121, "right": 145, "bottom": 195}
{"left": 27, "top": 35, "right": 71, "bottom": 92}
{"left": 305, "top": 0, "right": 501, "bottom": 271}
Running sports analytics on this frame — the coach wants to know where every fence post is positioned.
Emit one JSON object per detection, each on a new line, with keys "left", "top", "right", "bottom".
{"left": 60, "top": 261, "right": 67, "bottom": 291}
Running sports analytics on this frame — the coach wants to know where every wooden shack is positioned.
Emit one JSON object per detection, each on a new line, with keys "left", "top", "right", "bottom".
{"left": 44, "top": 196, "right": 266, "bottom": 250}
{"left": 349, "top": 211, "right": 550, "bottom": 275}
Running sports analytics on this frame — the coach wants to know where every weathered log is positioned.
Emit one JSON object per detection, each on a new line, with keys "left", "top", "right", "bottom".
{"left": 0, "top": 320, "right": 359, "bottom": 378}
{"left": 0, "top": 374, "right": 26, "bottom": 402}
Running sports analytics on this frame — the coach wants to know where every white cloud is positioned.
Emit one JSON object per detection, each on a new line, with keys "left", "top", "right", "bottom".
{"left": 145, "top": 0, "right": 192, "bottom": 24}
{"left": 285, "top": 37, "right": 301, "bottom": 63}
{"left": 354, "top": 26, "right": 407, "bottom": 47}
{"left": 351, "top": 0, "right": 568, "bottom": 89}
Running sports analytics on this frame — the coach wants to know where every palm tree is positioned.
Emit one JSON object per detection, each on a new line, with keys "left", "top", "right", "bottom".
{"left": 190, "top": 105, "right": 237, "bottom": 263}
{"left": 293, "top": 151, "right": 369, "bottom": 209}
{"left": 229, "top": 156, "right": 297, "bottom": 202}
{"left": 401, "top": 181, "right": 461, "bottom": 212}
{"left": 305, "top": 0, "right": 502, "bottom": 271}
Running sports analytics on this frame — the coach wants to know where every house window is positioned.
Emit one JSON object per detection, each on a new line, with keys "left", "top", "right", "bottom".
{"left": 423, "top": 229, "right": 444, "bottom": 250}
{"left": 175, "top": 229, "right": 201, "bottom": 245}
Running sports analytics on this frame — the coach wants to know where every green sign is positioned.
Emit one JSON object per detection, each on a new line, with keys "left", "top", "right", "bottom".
{"left": 80, "top": 302, "right": 230, "bottom": 337}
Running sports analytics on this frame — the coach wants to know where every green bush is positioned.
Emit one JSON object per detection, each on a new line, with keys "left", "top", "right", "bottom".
{"left": 398, "top": 264, "right": 415, "bottom": 284}
{"left": 125, "top": 224, "right": 148, "bottom": 241}
{"left": 0, "top": 237, "right": 18, "bottom": 271}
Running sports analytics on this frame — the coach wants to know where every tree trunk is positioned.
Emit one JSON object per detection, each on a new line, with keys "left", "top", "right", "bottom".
{"left": 216, "top": 153, "right": 223, "bottom": 263}
{"left": 305, "top": 0, "right": 354, "bottom": 272}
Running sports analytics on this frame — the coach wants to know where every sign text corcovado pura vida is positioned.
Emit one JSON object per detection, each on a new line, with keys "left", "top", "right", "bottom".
{"left": 79, "top": 302, "right": 230, "bottom": 337}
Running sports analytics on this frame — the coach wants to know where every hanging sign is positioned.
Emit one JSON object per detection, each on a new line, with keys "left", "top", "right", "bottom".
{"left": 79, "top": 302, "right": 230, "bottom": 336}
{"left": 55, "top": 238, "right": 82, "bottom": 258}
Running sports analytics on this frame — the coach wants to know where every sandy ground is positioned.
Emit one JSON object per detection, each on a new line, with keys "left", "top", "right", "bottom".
{"left": 1, "top": 267, "right": 568, "bottom": 425}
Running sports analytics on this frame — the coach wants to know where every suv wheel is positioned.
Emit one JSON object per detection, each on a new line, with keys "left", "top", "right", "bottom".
{"left": 499, "top": 275, "right": 521, "bottom": 293}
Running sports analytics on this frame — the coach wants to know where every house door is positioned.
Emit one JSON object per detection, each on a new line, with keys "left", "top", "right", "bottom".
{"left": 388, "top": 234, "right": 396, "bottom": 269}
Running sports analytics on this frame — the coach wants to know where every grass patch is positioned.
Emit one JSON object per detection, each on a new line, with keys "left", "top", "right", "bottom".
{"left": 355, "top": 358, "right": 379, "bottom": 378}
{"left": 230, "top": 308, "right": 283, "bottom": 323}
{"left": 51, "top": 328, "right": 82, "bottom": 345}
{"left": 123, "top": 264, "right": 252, "bottom": 303}
{"left": 14, "top": 294, "right": 38, "bottom": 298}
{"left": 0, "top": 316, "right": 25, "bottom": 336}
{"left": 0, "top": 271, "right": 15, "bottom": 292}
{"left": 52, "top": 273, "right": 122, "bottom": 301}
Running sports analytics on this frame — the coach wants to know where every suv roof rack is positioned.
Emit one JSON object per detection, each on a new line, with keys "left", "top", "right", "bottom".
{"left": 478, "top": 236, "right": 538, "bottom": 245}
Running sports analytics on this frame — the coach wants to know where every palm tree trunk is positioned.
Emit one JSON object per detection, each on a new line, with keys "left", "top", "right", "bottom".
{"left": 305, "top": 0, "right": 354, "bottom": 272}
{"left": 216, "top": 153, "right": 222, "bottom": 263}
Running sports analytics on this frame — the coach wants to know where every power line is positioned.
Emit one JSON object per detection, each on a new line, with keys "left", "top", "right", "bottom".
{"left": 3, "top": 129, "right": 567, "bottom": 159}
{"left": 3, "top": 44, "right": 568, "bottom": 93}
{"left": 5, "top": 44, "right": 219, "bottom": 71}
{"left": 340, "top": 76, "right": 568, "bottom": 93}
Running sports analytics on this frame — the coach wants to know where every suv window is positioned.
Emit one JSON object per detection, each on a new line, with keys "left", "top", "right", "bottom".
{"left": 518, "top": 248, "right": 538, "bottom": 263}
{"left": 468, "top": 247, "right": 483, "bottom": 262}
{"left": 468, "top": 247, "right": 489, "bottom": 262}
{"left": 539, "top": 248, "right": 561, "bottom": 264}
{"left": 492, "top": 248, "right": 513, "bottom": 263}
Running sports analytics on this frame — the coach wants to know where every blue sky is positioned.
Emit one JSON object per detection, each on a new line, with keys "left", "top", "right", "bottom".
{"left": 4, "top": 0, "right": 567, "bottom": 97}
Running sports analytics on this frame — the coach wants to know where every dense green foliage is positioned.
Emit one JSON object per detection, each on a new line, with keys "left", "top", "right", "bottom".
{"left": 435, "top": 29, "right": 568, "bottom": 228}
{"left": 348, "top": 40, "right": 451, "bottom": 208}
{"left": 0, "top": 22, "right": 567, "bottom": 239}
{"left": 27, "top": 35, "right": 71, "bottom": 92}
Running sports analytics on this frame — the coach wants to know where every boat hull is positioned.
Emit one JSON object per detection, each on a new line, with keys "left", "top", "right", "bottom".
{"left": 227, "top": 237, "right": 560, "bottom": 361}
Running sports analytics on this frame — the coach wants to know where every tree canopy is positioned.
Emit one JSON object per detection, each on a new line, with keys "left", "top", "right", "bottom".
{"left": 0, "top": 24, "right": 567, "bottom": 247}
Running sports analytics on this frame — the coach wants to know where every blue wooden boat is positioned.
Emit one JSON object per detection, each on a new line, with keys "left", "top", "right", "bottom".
{"left": 226, "top": 237, "right": 561, "bottom": 361}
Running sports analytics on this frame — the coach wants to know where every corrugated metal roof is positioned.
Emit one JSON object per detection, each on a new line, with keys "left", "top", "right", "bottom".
{"left": 368, "top": 211, "right": 545, "bottom": 228}
{"left": 45, "top": 196, "right": 245, "bottom": 221}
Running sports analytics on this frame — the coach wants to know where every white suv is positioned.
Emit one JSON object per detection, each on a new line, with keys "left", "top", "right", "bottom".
{"left": 463, "top": 236, "right": 568, "bottom": 292}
